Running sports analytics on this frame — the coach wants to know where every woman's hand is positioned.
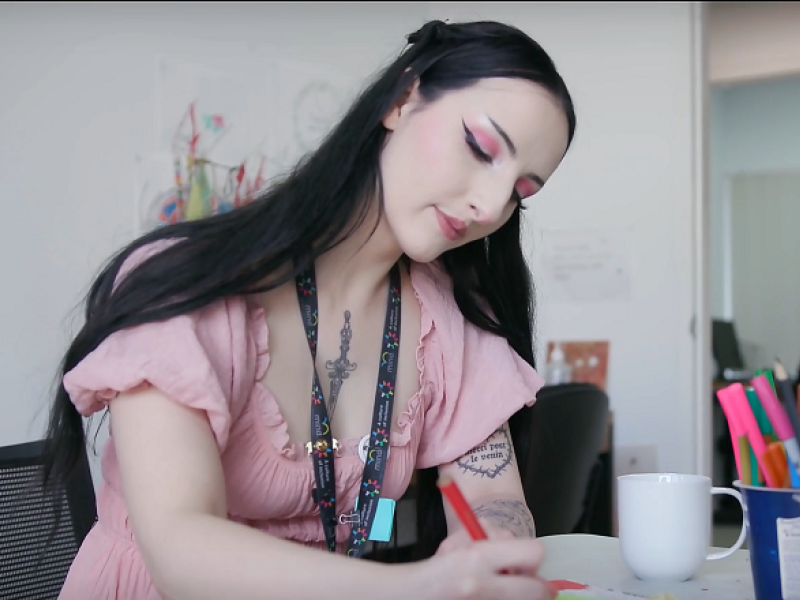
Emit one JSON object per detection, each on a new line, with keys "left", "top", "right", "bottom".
{"left": 413, "top": 537, "right": 555, "bottom": 600}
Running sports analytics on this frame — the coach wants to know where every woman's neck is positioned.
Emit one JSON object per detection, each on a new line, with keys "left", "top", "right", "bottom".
{"left": 313, "top": 207, "right": 404, "bottom": 309}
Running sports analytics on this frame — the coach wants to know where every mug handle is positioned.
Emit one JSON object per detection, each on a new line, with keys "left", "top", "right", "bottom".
{"left": 706, "top": 487, "right": 747, "bottom": 560}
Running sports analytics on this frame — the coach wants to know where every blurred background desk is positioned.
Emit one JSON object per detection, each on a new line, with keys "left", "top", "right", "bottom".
{"left": 368, "top": 383, "right": 616, "bottom": 562}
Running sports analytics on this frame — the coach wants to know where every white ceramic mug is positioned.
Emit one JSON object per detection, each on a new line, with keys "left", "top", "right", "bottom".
{"left": 617, "top": 473, "right": 747, "bottom": 582}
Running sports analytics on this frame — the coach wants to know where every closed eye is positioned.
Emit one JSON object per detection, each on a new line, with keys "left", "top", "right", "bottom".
{"left": 464, "top": 120, "right": 529, "bottom": 210}
{"left": 463, "top": 121, "right": 493, "bottom": 164}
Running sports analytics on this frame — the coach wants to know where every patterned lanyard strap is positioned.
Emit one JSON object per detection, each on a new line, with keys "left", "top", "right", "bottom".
{"left": 295, "top": 263, "right": 402, "bottom": 556}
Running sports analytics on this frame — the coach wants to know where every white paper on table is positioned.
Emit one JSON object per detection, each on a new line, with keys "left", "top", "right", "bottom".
{"left": 555, "top": 584, "right": 648, "bottom": 599}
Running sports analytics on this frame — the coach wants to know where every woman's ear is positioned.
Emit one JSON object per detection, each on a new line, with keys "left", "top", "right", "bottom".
{"left": 382, "top": 78, "right": 421, "bottom": 131}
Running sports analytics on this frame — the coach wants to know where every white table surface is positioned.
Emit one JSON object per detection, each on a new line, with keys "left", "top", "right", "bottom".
{"left": 538, "top": 534, "right": 755, "bottom": 600}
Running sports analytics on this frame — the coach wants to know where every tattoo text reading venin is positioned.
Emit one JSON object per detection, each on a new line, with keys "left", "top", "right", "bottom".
{"left": 455, "top": 425, "right": 514, "bottom": 478}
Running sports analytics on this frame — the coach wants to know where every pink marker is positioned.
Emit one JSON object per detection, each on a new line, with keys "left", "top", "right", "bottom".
{"left": 752, "top": 375, "right": 800, "bottom": 483}
{"left": 717, "top": 383, "right": 779, "bottom": 488}
{"left": 715, "top": 388, "right": 744, "bottom": 480}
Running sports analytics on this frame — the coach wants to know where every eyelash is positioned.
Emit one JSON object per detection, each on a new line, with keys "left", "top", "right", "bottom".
{"left": 464, "top": 124, "right": 493, "bottom": 164}
{"left": 463, "top": 123, "right": 528, "bottom": 210}
{"left": 511, "top": 189, "right": 527, "bottom": 210}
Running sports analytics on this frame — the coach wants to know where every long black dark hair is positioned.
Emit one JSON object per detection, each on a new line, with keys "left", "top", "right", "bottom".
{"left": 43, "top": 19, "right": 576, "bottom": 558}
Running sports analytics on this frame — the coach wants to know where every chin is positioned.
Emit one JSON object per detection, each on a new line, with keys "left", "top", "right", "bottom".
{"left": 392, "top": 220, "right": 453, "bottom": 264}
{"left": 399, "top": 242, "right": 447, "bottom": 265}
{"left": 402, "top": 250, "right": 441, "bottom": 264}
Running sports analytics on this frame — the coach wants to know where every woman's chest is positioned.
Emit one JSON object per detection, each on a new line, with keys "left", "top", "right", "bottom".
{"left": 259, "top": 275, "right": 422, "bottom": 445}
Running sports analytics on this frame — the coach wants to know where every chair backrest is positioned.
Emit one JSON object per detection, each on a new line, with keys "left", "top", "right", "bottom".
{"left": 712, "top": 319, "right": 746, "bottom": 375}
{"left": 0, "top": 440, "right": 96, "bottom": 600}
{"left": 521, "top": 382, "right": 610, "bottom": 537}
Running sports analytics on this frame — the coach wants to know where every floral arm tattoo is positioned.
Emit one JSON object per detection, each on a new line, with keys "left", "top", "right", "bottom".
{"left": 454, "top": 424, "right": 536, "bottom": 538}
{"left": 472, "top": 499, "right": 536, "bottom": 538}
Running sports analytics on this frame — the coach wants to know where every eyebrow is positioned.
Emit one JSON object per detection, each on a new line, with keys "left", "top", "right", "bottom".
{"left": 487, "top": 115, "right": 546, "bottom": 188}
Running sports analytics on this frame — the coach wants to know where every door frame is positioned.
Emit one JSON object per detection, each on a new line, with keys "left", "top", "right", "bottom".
{"left": 693, "top": 1, "right": 713, "bottom": 479}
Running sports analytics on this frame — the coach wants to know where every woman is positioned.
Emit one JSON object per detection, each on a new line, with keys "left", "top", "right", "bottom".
{"left": 45, "top": 18, "right": 576, "bottom": 600}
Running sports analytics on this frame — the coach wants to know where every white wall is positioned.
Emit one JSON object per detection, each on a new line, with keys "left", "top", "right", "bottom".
{"left": 0, "top": 1, "right": 429, "bottom": 472}
{"left": 709, "top": 1, "right": 800, "bottom": 84}
{"left": 709, "top": 75, "right": 800, "bottom": 318}
{"left": 1, "top": 2, "right": 705, "bottom": 479}
{"left": 426, "top": 2, "right": 704, "bottom": 475}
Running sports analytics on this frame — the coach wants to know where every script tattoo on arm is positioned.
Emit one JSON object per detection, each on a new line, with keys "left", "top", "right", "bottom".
{"left": 473, "top": 499, "right": 536, "bottom": 538}
{"left": 455, "top": 424, "right": 514, "bottom": 478}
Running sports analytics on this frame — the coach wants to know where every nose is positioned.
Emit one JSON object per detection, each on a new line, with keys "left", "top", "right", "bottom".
{"left": 468, "top": 188, "right": 510, "bottom": 226}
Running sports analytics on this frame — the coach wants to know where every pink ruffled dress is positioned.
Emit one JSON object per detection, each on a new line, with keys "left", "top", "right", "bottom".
{"left": 58, "top": 242, "right": 544, "bottom": 599}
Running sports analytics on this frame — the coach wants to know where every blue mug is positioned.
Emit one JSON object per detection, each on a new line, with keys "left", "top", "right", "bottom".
{"left": 735, "top": 481, "right": 800, "bottom": 600}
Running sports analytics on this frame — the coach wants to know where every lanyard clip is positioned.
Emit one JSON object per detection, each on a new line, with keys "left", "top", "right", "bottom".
{"left": 306, "top": 438, "right": 341, "bottom": 456}
{"left": 338, "top": 511, "right": 360, "bottom": 525}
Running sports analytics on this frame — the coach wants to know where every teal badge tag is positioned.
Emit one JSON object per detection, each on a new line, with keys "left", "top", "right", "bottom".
{"left": 353, "top": 497, "right": 396, "bottom": 542}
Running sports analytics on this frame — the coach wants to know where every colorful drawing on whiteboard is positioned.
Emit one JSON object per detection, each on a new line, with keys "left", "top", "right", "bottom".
{"left": 268, "top": 59, "right": 347, "bottom": 176}
{"left": 292, "top": 81, "right": 342, "bottom": 153}
{"left": 138, "top": 101, "right": 268, "bottom": 232}
{"left": 137, "top": 56, "right": 346, "bottom": 234}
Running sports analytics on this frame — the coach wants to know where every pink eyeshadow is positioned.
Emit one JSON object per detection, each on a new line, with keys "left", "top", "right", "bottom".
{"left": 473, "top": 127, "right": 501, "bottom": 158}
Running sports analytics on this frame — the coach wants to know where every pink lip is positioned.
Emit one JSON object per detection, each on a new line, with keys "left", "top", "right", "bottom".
{"left": 435, "top": 208, "right": 467, "bottom": 241}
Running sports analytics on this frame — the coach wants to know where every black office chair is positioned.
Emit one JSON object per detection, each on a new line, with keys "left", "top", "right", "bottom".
{"left": 365, "top": 382, "right": 611, "bottom": 562}
{"left": 0, "top": 440, "right": 97, "bottom": 600}
{"left": 521, "top": 382, "right": 610, "bottom": 537}
{"left": 711, "top": 319, "right": 751, "bottom": 381}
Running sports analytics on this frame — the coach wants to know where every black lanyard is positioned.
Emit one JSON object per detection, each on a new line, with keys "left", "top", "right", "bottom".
{"left": 295, "top": 263, "right": 402, "bottom": 556}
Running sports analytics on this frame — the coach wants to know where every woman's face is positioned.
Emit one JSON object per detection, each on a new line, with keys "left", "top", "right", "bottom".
{"left": 380, "top": 77, "right": 570, "bottom": 263}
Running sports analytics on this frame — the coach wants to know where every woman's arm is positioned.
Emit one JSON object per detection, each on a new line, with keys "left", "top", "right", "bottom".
{"left": 109, "top": 386, "right": 423, "bottom": 600}
{"left": 437, "top": 422, "right": 536, "bottom": 540}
